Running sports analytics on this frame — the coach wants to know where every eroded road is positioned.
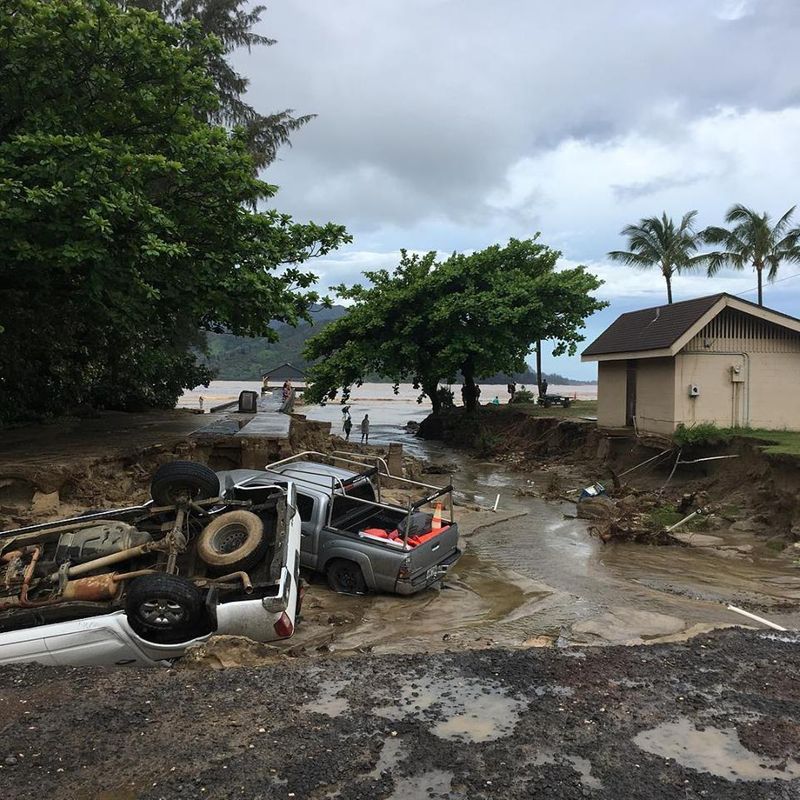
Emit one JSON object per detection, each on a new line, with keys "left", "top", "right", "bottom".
{"left": 0, "top": 630, "right": 798, "bottom": 799}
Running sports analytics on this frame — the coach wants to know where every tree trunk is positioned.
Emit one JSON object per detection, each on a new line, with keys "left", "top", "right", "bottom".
{"left": 665, "top": 272, "right": 673, "bottom": 304}
{"left": 424, "top": 380, "right": 441, "bottom": 416}
{"left": 757, "top": 265, "right": 763, "bottom": 306}
{"left": 462, "top": 358, "right": 477, "bottom": 414}
{"left": 536, "top": 340, "right": 543, "bottom": 396}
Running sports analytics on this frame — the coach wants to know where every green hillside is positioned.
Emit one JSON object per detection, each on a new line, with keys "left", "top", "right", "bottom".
{"left": 199, "top": 306, "right": 346, "bottom": 380}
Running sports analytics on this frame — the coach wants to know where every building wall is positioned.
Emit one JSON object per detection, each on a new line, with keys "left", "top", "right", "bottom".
{"left": 596, "top": 361, "right": 627, "bottom": 428}
{"left": 678, "top": 308, "right": 800, "bottom": 430}
{"left": 747, "top": 353, "right": 800, "bottom": 429}
{"left": 633, "top": 357, "right": 676, "bottom": 436}
{"left": 674, "top": 352, "right": 746, "bottom": 428}
{"left": 675, "top": 351, "right": 800, "bottom": 430}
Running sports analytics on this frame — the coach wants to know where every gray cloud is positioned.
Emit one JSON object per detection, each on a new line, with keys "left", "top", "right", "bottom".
{"left": 238, "top": 0, "right": 800, "bottom": 234}
{"left": 611, "top": 172, "right": 715, "bottom": 203}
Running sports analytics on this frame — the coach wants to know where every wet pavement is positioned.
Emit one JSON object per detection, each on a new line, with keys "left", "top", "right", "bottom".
{"left": 1, "top": 630, "right": 797, "bottom": 799}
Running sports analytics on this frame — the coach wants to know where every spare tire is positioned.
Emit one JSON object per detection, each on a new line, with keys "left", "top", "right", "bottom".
{"left": 150, "top": 461, "right": 220, "bottom": 506}
{"left": 196, "top": 510, "right": 267, "bottom": 574}
{"left": 125, "top": 574, "right": 205, "bottom": 640}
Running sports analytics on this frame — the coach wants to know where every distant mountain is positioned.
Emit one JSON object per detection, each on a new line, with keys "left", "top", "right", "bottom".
{"left": 199, "top": 306, "right": 594, "bottom": 385}
{"left": 199, "top": 305, "right": 347, "bottom": 380}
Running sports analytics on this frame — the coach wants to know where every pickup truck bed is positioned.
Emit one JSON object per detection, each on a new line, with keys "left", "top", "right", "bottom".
{"left": 266, "top": 459, "right": 462, "bottom": 596}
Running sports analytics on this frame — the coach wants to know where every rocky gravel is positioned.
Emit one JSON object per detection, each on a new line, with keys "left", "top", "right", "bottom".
{"left": 0, "top": 629, "right": 798, "bottom": 799}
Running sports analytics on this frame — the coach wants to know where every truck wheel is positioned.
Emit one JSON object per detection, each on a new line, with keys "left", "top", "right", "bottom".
{"left": 196, "top": 510, "right": 267, "bottom": 574}
{"left": 150, "top": 461, "right": 219, "bottom": 506}
{"left": 125, "top": 574, "right": 205, "bottom": 640}
{"left": 327, "top": 559, "right": 367, "bottom": 595}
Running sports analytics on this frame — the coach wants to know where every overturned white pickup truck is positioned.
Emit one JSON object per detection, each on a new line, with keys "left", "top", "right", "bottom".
{"left": 0, "top": 462, "right": 301, "bottom": 667}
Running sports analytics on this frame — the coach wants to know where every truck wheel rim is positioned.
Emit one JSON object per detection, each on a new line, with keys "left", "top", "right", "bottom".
{"left": 211, "top": 525, "right": 248, "bottom": 554}
{"left": 140, "top": 600, "right": 185, "bottom": 626}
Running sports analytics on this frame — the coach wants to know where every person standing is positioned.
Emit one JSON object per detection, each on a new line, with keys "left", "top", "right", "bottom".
{"left": 343, "top": 414, "right": 353, "bottom": 441}
{"left": 360, "top": 413, "right": 370, "bottom": 445}
{"left": 541, "top": 379, "right": 548, "bottom": 397}
{"left": 198, "top": 396, "right": 204, "bottom": 412}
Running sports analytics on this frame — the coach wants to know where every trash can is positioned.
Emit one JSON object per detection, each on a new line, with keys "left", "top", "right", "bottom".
{"left": 238, "top": 390, "right": 258, "bottom": 413}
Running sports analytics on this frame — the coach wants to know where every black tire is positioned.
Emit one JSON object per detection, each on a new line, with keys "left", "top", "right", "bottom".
{"left": 125, "top": 574, "right": 205, "bottom": 640}
{"left": 196, "top": 510, "right": 267, "bottom": 574}
{"left": 326, "top": 559, "right": 367, "bottom": 595}
{"left": 150, "top": 461, "right": 219, "bottom": 506}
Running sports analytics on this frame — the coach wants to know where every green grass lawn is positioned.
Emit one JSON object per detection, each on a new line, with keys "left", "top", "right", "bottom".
{"left": 736, "top": 428, "right": 800, "bottom": 456}
{"left": 495, "top": 399, "right": 598, "bottom": 419}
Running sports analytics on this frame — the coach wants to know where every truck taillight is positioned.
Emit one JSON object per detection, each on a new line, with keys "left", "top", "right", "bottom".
{"left": 398, "top": 556, "right": 412, "bottom": 579}
{"left": 274, "top": 611, "right": 294, "bottom": 638}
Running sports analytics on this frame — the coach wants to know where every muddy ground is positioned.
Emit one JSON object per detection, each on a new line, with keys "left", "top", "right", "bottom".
{"left": 2, "top": 409, "right": 800, "bottom": 798}
{"left": 3, "top": 408, "right": 800, "bottom": 651}
{"left": 1, "top": 630, "right": 798, "bottom": 799}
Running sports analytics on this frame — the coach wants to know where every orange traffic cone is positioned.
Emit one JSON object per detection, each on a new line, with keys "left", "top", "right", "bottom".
{"left": 432, "top": 501, "right": 443, "bottom": 530}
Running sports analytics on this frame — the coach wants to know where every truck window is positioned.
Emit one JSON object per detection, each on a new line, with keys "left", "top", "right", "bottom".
{"left": 296, "top": 493, "right": 315, "bottom": 522}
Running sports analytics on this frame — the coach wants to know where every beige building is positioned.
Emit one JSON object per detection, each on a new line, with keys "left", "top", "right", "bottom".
{"left": 582, "top": 293, "right": 800, "bottom": 436}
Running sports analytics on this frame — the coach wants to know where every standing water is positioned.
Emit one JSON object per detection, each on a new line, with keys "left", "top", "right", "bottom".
{"left": 179, "top": 382, "right": 800, "bottom": 646}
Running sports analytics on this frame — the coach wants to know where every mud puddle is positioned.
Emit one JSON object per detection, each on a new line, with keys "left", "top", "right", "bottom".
{"left": 374, "top": 674, "right": 527, "bottom": 743}
{"left": 634, "top": 717, "right": 800, "bottom": 781}
{"left": 387, "top": 769, "right": 457, "bottom": 800}
{"left": 301, "top": 679, "right": 349, "bottom": 717}
{"left": 290, "top": 550, "right": 553, "bottom": 656}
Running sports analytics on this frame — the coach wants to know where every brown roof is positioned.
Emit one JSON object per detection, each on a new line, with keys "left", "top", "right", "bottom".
{"left": 582, "top": 294, "right": 725, "bottom": 357}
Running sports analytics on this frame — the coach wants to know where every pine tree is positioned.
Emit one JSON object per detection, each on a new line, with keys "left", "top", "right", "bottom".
{"left": 120, "top": 1, "right": 311, "bottom": 168}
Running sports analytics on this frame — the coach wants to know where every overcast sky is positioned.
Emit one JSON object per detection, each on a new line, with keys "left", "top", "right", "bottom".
{"left": 234, "top": 0, "right": 800, "bottom": 379}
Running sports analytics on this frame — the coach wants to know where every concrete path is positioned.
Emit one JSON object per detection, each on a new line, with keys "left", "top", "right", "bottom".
{"left": 234, "top": 411, "right": 291, "bottom": 439}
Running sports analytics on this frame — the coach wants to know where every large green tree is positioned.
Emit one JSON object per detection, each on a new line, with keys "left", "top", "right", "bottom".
{"left": 120, "top": 0, "right": 311, "bottom": 168}
{"left": 701, "top": 204, "right": 800, "bottom": 306}
{"left": 304, "top": 238, "right": 605, "bottom": 414}
{"left": 608, "top": 211, "right": 703, "bottom": 304}
{"left": 0, "top": 0, "right": 348, "bottom": 423}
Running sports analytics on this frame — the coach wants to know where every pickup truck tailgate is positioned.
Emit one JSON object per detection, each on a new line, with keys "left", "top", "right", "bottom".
{"left": 399, "top": 523, "right": 461, "bottom": 591}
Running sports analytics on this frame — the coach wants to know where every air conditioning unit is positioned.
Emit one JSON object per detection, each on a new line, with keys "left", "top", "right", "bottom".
{"left": 688, "top": 384, "right": 700, "bottom": 397}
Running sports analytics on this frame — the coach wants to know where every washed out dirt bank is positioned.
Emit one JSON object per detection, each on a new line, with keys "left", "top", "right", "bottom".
{"left": 0, "top": 410, "right": 211, "bottom": 530}
{"left": 0, "top": 410, "right": 336, "bottom": 531}
{"left": 418, "top": 407, "right": 800, "bottom": 552}
{"left": 0, "top": 630, "right": 798, "bottom": 799}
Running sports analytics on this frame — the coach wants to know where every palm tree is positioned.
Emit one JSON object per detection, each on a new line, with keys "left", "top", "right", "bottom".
{"left": 701, "top": 205, "right": 800, "bottom": 306}
{"left": 608, "top": 211, "right": 702, "bottom": 304}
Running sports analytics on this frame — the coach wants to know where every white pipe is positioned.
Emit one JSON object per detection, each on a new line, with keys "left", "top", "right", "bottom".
{"left": 726, "top": 604, "right": 787, "bottom": 631}
{"left": 492, "top": 494, "right": 500, "bottom": 511}
{"left": 665, "top": 510, "right": 699, "bottom": 532}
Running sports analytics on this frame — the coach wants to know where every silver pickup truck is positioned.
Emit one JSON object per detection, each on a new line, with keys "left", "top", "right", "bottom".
{"left": 264, "top": 453, "right": 462, "bottom": 595}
